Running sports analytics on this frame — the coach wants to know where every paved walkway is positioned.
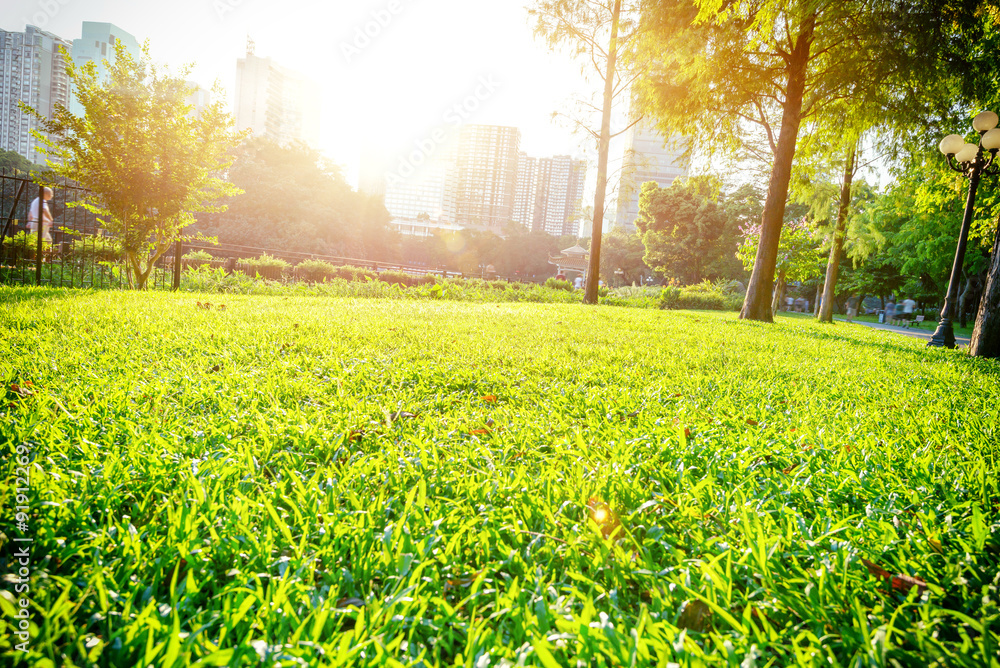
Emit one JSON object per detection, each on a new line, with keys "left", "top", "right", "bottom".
{"left": 834, "top": 318, "right": 971, "bottom": 346}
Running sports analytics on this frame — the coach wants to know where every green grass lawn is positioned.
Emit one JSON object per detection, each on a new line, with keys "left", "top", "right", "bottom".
{"left": 1, "top": 287, "right": 998, "bottom": 667}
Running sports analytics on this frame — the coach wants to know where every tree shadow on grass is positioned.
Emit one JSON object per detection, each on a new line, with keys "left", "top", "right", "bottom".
{"left": 723, "top": 316, "right": 1000, "bottom": 378}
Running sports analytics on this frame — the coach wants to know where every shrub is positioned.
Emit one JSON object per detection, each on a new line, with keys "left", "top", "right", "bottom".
{"left": 659, "top": 285, "right": 681, "bottom": 310}
{"left": 2, "top": 231, "right": 52, "bottom": 263}
{"left": 377, "top": 269, "right": 432, "bottom": 287}
{"left": 545, "top": 277, "right": 574, "bottom": 292}
{"left": 183, "top": 249, "right": 214, "bottom": 262}
{"left": 677, "top": 291, "right": 727, "bottom": 310}
{"left": 242, "top": 253, "right": 289, "bottom": 279}
{"left": 659, "top": 280, "right": 743, "bottom": 311}
{"left": 296, "top": 259, "right": 338, "bottom": 283}
{"left": 334, "top": 265, "right": 377, "bottom": 282}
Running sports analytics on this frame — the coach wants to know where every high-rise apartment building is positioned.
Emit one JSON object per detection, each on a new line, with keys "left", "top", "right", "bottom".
{"left": 512, "top": 151, "right": 586, "bottom": 237}
{"left": 0, "top": 26, "right": 72, "bottom": 164}
{"left": 69, "top": 22, "right": 139, "bottom": 117}
{"left": 235, "top": 44, "right": 320, "bottom": 147}
{"left": 614, "top": 122, "right": 688, "bottom": 232}
{"left": 534, "top": 155, "right": 586, "bottom": 237}
{"left": 370, "top": 124, "right": 585, "bottom": 238}
{"left": 512, "top": 152, "right": 537, "bottom": 228}
{"left": 451, "top": 124, "right": 520, "bottom": 230}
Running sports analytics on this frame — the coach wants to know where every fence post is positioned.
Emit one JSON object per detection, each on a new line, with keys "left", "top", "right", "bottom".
{"left": 172, "top": 239, "right": 182, "bottom": 291}
{"left": 35, "top": 184, "right": 44, "bottom": 286}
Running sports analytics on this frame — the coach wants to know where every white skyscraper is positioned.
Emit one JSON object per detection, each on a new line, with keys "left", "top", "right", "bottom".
{"left": 0, "top": 26, "right": 72, "bottom": 164}
{"left": 235, "top": 43, "right": 320, "bottom": 147}
{"left": 69, "top": 22, "right": 140, "bottom": 117}
{"left": 614, "top": 122, "right": 688, "bottom": 232}
{"left": 512, "top": 151, "right": 586, "bottom": 236}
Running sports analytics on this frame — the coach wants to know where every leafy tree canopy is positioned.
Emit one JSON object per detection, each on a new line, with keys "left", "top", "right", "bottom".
{"left": 636, "top": 175, "right": 746, "bottom": 284}
{"left": 25, "top": 41, "right": 244, "bottom": 289}
{"left": 196, "top": 137, "right": 394, "bottom": 259}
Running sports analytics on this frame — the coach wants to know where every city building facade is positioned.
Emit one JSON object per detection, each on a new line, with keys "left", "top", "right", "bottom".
{"left": 370, "top": 124, "right": 585, "bottom": 239}
{"left": 614, "top": 122, "right": 688, "bottom": 232}
{"left": 0, "top": 26, "right": 72, "bottom": 164}
{"left": 235, "top": 44, "right": 320, "bottom": 147}
{"left": 533, "top": 155, "right": 585, "bottom": 237}
{"left": 69, "top": 22, "right": 139, "bottom": 117}
{"left": 511, "top": 152, "right": 537, "bottom": 228}
{"left": 451, "top": 124, "right": 520, "bottom": 230}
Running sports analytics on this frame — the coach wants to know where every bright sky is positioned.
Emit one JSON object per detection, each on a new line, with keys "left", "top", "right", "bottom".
{"left": 2, "top": 0, "right": 611, "bottom": 188}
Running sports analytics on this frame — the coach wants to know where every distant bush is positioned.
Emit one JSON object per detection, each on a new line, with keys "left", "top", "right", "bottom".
{"left": 660, "top": 280, "right": 743, "bottom": 311}
{"left": 377, "top": 270, "right": 437, "bottom": 288}
{"left": 295, "top": 259, "right": 338, "bottom": 283}
{"left": 242, "top": 253, "right": 289, "bottom": 279}
{"left": 333, "top": 264, "right": 376, "bottom": 282}
{"left": 545, "top": 277, "right": 574, "bottom": 292}
{"left": 2, "top": 231, "right": 51, "bottom": 263}
{"left": 183, "top": 249, "right": 214, "bottom": 262}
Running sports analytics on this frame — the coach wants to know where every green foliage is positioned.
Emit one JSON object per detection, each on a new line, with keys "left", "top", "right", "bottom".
{"left": 660, "top": 280, "right": 744, "bottom": 311}
{"left": 69, "top": 234, "right": 123, "bottom": 263}
{"left": 241, "top": 254, "right": 289, "bottom": 280}
{"left": 737, "top": 217, "right": 824, "bottom": 285}
{"left": 243, "top": 253, "right": 290, "bottom": 270}
{"left": 1, "top": 231, "right": 49, "bottom": 262}
{"left": 0, "top": 148, "right": 46, "bottom": 174}
{"left": 197, "top": 138, "right": 394, "bottom": 259}
{"left": 182, "top": 249, "right": 214, "bottom": 262}
{"left": 545, "top": 277, "right": 574, "bottom": 291}
{"left": 636, "top": 177, "right": 746, "bottom": 284}
{"left": 377, "top": 270, "right": 438, "bottom": 288}
{"left": 294, "top": 259, "right": 338, "bottom": 283}
{"left": 24, "top": 41, "right": 245, "bottom": 289}
{"left": 1, "top": 289, "right": 998, "bottom": 666}
{"left": 599, "top": 226, "right": 650, "bottom": 284}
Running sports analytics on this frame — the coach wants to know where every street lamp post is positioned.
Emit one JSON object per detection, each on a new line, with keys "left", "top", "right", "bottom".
{"left": 929, "top": 111, "right": 1000, "bottom": 348}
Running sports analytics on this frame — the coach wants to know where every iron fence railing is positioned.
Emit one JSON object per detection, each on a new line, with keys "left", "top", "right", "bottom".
{"left": 0, "top": 169, "right": 464, "bottom": 290}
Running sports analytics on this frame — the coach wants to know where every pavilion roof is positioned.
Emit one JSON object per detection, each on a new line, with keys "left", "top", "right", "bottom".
{"left": 560, "top": 244, "right": 589, "bottom": 257}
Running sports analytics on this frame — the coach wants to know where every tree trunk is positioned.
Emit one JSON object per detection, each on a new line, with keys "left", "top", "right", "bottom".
{"left": 583, "top": 0, "right": 621, "bottom": 305}
{"left": 814, "top": 284, "right": 821, "bottom": 316}
{"left": 770, "top": 269, "right": 786, "bottom": 316}
{"left": 818, "top": 143, "right": 857, "bottom": 322}
{"left": 970, "top": 223, "right": 1000, "bottom": 357}
{"left": 739, "top": 14, "right": 815, "bottom": 322}
{"left": 958, "top": 272, "right": 970, "bottom": 328}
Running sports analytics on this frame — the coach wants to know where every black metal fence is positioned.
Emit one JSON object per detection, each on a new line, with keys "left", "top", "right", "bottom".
{"left": 0, "top": 169, "right": 179, "bottom": 289}
{"left": 0, "top": 169, "right": 462, "bottom": 291}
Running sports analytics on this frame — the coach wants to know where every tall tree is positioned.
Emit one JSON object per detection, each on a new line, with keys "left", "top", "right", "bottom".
{"left": 971, "top": 223, "right": 1000, "bottom": 357}
{"left": 600, "top": 225, "right": 649, "bottom": 284}
{"left": 199, "top": 138, "right": 394, "bottom": 259}
{"left": 635, "top": 176, "right": 743, "bottom": 283}
{"left": 530, "top": 0, "right": 643, "bottom": 304}
{"left": 633, "top": 0, "right": 984, "bottom": 321}
{"left": 24, "top": 43, "right": 243, "bottom": 289}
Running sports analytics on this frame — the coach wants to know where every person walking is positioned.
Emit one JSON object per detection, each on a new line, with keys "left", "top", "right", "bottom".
{"left": 28, "top": 187, "right": 54, "bottom": 242}
{"left": 885, "top": 298, "right": 896, "bottom": 326}
{"left": 901, "top": 296, "right": 917, "bottom": 325}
